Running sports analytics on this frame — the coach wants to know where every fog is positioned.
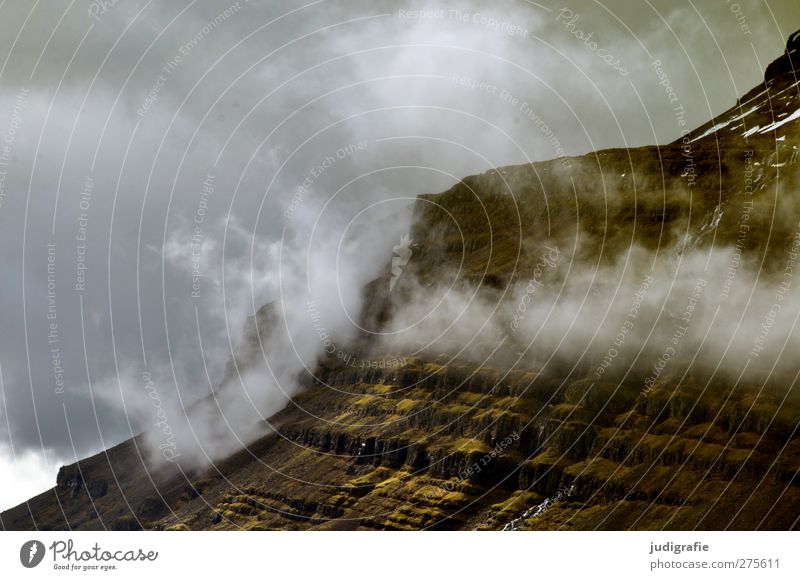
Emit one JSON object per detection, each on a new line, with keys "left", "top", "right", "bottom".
{"left": 381, "top": 243, "right": 800, "bottom": 390}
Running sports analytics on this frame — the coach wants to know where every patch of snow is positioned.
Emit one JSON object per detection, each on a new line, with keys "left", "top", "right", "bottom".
{"left": 741, "top": 89, "right": 769, "bottom": 107}
{"left": 691, "top": 121, "right": 730, "bottom": 142}
{"left": 701, "top": 206, "right": 723, "bottom": 233}
{"left": 710, "top": 207, "right": 723, "bottom": 229}
{"left": 502, "top": 485, "right": 575, "bottom": 531}
{"left": 759, "top": 108, "right": 800, "bottom": 133}
{"left": 743, "top": 125, "right": 762, "bottom": 137}
{"left": 740, "top": 81, "right": 800, "bottom": 110}
{"left": 777, "top": 135, "right": 786, "bottom": 141}
{"left": 771, "top": 163, "right": 786, "bottom": 168}
{"left": 728, "top": 106, "right": 759, "bottom": 123}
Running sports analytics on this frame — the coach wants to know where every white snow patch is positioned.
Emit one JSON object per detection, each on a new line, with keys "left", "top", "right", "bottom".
{"left": 691, "top": 121, "right": 730, "bottom": 142}
{"left": 710, "top": 207, "right": 723, "bottom": 229}
{"left": 777, "top": 135, "right": 786, "bottom": 141}
{"left": 701, "top": 206, "right": 724, "bottom": 233}
{"left": 728, "top": 106, "right": 759, "bottom": 123}
{"left": 743, "top": 125, "right": 762, "bottom": 137}
{"left": 502, "top": 485, "right": 575, "bottom": 531}
{"left": 759, "top": 108, "right": 800, "bottom": 133}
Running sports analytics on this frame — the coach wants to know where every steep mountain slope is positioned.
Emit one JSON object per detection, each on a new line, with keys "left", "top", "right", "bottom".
{"left": 4, "top": 37, "right": 800, "bottom": 532}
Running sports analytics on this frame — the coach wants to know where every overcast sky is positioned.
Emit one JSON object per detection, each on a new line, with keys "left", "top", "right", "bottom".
{"left": 1, "top": 0, "right": 799, "bottom": 511}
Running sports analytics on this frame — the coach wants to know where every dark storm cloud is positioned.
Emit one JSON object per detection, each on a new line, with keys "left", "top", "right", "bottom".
{"left": 0, "top": 0, "right": 798, "bottom": 509}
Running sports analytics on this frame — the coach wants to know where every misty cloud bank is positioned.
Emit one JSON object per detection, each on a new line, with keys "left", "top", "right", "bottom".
{"left": 380, "top": 242, "right": 800, "bottom": 389}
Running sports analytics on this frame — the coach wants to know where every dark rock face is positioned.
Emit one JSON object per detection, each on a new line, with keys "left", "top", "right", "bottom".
{"left": 56, "top": 466, "right": 108, "bottom": 500}
{"left": 136, "top": 498, "right": 170, "bottom": 520}
{"left": 56, "top": 467, "right": 84, "bottom": 499}
{"left": 111, "top": 516, "right": 142, "bottom": 531}
{"left": 765, "top": 50, "right": 799, "bottom": 83}
{"left": 765, "top": 28, "right": 800, "bottom": 82}
{"left": 787, "top": 29, "right": 800, "bottom": 52}
{"left": 5, "top": 353, "right": 798, "bottom": 531}
{"left": 86, "top": 480, "right": 108, "bottom": 500}
{"left": 3, "top": 40, "right": 800, "bottom": 532}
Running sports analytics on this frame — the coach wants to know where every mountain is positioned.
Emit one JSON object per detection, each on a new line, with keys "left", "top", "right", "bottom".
{"left": 4, "top": 34, "right": 800, "bottom": 532}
